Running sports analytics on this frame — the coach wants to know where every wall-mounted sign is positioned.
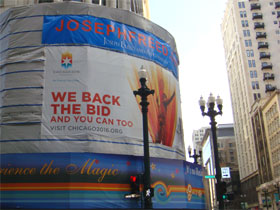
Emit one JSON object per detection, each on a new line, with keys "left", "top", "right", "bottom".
{"left": 221, "top": 167, "right": 231, "bottom": 178}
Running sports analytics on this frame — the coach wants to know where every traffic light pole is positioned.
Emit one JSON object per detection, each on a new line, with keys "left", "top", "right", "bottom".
{"left": 133, "top": 71, "right": 154, "bottom": 209}
{"left": 199, "top": 94, "right": 224, "bottom": 209}
{"left": 210, "top": 115, "right": 224, "bottom": 209}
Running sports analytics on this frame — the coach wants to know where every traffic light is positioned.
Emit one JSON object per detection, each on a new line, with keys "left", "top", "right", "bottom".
{"left": 220, "top": 181, "right": 227, "bottom": 200}
{"left": 222, "top": 194, "right": 228, "bottom": 200}
{"left": 130, "top": 175, "right": 140, "bottom": 195}
{"left": 124, "top": 174, "right": 142, "bottom": 199}
{"left": 220, "top": 181, "right": 227, "bottom": 195}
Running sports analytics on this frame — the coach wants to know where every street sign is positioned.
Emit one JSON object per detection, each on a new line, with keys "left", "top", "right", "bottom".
{"left": 221, "top": 167, "right": 231, "bottom": 178}
{"left": 205, "top": 175, "right": 216, "bottom": 179}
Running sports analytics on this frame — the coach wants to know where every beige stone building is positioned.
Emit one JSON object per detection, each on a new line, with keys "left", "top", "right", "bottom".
{"left": 252, "top": 90, "right": 280, "bottom": 209}
{"left": 0, "top": 0, "right": 150, "bottom": 19}
{"left": 192, "top": 127, "right": 208, "bottom": 152}
{"left": 201, "top": 124, "right": 240, "bottom": 209}
{"left": 221, "top": 0, "right": 280, "bottom": 208}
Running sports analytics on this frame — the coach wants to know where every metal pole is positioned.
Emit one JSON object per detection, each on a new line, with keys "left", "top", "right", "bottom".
{"left": 134, "top": 77, "right": 154, "bottom": 209}
{"left": 189, "top": 149, "right": 202, "bottom": 164}
{"left": 209, "top": 113, "right": 224, "bottom": 210}
{"left": 198, "top": 95, "right": 223, "bottom": 210}
{"left": 264, "top": 190, "right": 268, "bottom": 210}
{"left": 193, "top": 149, "right": 198, "bottom": 164}
{"left": 141, "top": 92, "right": 152, "bottom": 209}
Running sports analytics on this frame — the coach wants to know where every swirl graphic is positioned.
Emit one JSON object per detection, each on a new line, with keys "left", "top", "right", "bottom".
{"left": 153, "top": 182, "right": 169, "bottom": 204}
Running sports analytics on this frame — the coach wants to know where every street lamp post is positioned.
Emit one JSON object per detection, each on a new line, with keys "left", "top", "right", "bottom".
{"left": 133, "top": 66, "right": 154, "bottom": 209}
{"left": 188, "top": 145, "right": 202, "bottom": 164}
{"left": 263, "top": 189, "right": 269, "bottom": 210}
{"left": 199, "top": 93, "right": 223, "bottom": 209}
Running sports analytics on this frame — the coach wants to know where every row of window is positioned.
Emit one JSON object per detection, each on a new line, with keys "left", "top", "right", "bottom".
{"left": 241, "top": 9, "right": 280, "bottom": 18}
{"left": 38, "top": 0, "right": 107, "bottom": 4}
{"left": 265, "top": 102, "right": 278, "bottom": 122}
{"left": 270, "top": 131, "right": 280, "bottom": 150}
{"left": 267, "top": 116, "right": 280, "bottom": 135}
{"left": 217, "top": 142, "right": 235, "bottom": 148}
{"left": 271, "top": 147, "right": 280, "bottom": 164}
{"left": 238, "top": 1, "right": 278, "bottom": 96}
{"left": 239, "top": 1, "right": 280, "bottom": 9}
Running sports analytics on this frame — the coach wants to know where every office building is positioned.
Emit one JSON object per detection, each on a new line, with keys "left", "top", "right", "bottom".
{"left": 221, "top": 0, "right": 280, "bottom": 208}
{"left": 192, "top": 127, "right": 208, "bottom": 152}
{"left": 201, "top": 124, "right": 240, "bottom": 209}
{"left": 251, "top": 90, "right": 280, "bottom": 209}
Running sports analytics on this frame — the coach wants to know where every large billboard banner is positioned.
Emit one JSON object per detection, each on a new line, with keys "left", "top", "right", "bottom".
{"left": 40, "top": 14, "right": 185, "bottom": 159}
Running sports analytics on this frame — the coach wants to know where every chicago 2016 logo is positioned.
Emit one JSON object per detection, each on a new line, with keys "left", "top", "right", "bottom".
{"left": 61, "top": 52, "right": 72, "bottom": 69}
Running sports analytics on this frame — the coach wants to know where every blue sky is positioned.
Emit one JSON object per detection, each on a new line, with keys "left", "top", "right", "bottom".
{"left": 149, "top": 0, "right": 233, "bottom": 149}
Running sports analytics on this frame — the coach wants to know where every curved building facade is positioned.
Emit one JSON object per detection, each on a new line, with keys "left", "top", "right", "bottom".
{"left": 0, "top": 2, "right": 206, "bottom": 209}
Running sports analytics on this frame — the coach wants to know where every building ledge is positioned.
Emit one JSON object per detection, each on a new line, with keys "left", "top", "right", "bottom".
{"left": 256, "top": 176, "right": 280, "bottom": 192}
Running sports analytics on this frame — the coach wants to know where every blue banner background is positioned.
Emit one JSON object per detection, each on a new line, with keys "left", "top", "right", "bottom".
{"left": 42, "top": 15, "right": 179, "bottom": 79}
{"left": 0, "top": 153, "right": 205, "bottom": 209}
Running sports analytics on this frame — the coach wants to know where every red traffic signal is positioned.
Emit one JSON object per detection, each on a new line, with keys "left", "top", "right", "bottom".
{"left": 130, "top": 175, "right": 137, "bottom": 183}
{"left": 130, "top": 174, "right": 141, "bottom": 195}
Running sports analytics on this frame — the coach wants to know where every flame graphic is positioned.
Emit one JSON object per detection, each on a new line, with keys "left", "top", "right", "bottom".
{"left": 61, "top": 51, "right": 72, "bottom": 69}
{"left": 128, "top": 65, "right": 177, "bottom": 147}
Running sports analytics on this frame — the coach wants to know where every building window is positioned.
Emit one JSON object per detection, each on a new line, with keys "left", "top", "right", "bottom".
{"left": 238, "top": 2, "right": 245, "bottom": 8}
{"left": 246, "top": 49, "right": 254, "bottom": 57}
{"left": 248, "top": 60, "right": 256, "bottom": 67}
{"left": 274, "top": 21, "right": 278, "bottom": 24}
{"left": 243, "top": 30, "right": 251, "bottom": 37}
{"left": 252, "top": 81, "right": 260, "bottom": 89}
{"left": 245, "top": 39, "right": 252, "bottom": 47}
{"left": 242, "top": 20, "right": 249, "bottom": 27}
{"left": 240, "top": 11, "right": 247, "bottom": 18}
{"left": 248, "top": 60, "right": 252, "bottom": 67}
{"left": 39, "top": 0, "right": 54, "bottom": 2}
{"left": 270, "top": 2, "right": 273, "bottom": 6}
{"left": 252, "top": 60, "right": 256, "bottom": 67}
{"left": 254, "top": 93, "right": 261, "bottom": 100}
{"left": 250, "top": 70, "right": 257, "bottom": 78}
